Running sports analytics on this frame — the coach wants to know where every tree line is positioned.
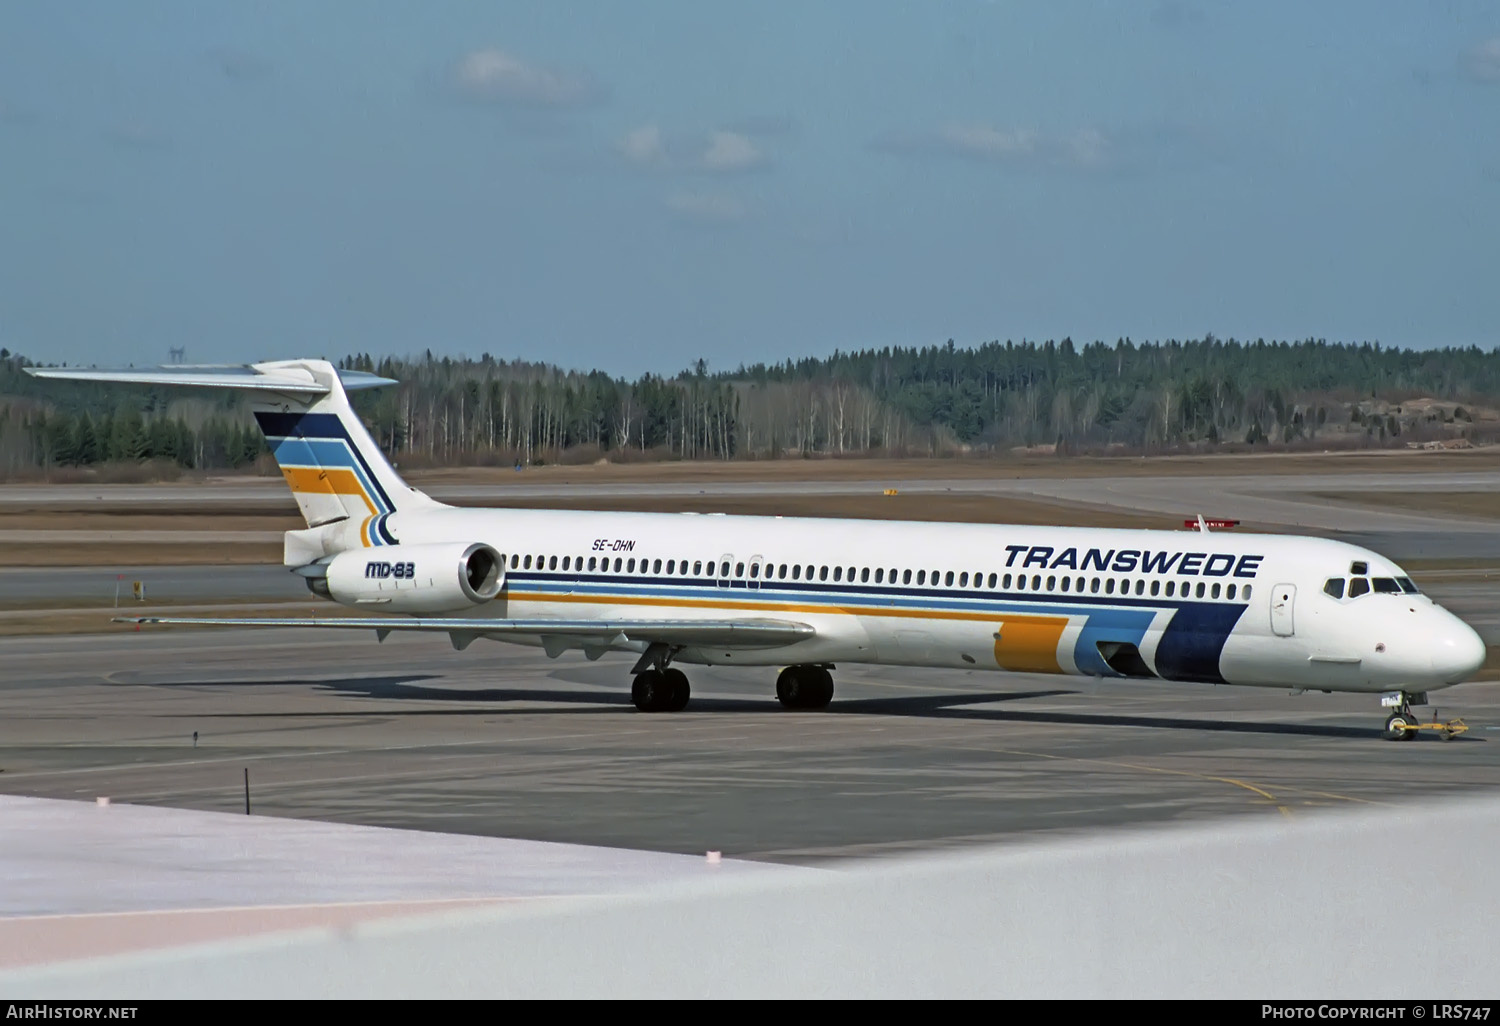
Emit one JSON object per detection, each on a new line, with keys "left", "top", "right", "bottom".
{"left": 2, "top": 336, "right": 1498, "bottom": 478}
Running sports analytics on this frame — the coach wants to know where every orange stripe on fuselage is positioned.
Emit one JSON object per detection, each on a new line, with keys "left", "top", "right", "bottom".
{"left": 991, "top": 615, "right": 1069, "bottom": 673}
{"left": 506, "top": 590, "right": 1016, "bottom": 624}
{"left": 280, "top": 466, "right": 377, "bottom": 516}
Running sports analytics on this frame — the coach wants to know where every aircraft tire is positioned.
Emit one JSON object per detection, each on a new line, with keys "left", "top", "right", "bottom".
{"left": 632, "top": 670, "right": 669, "bottom": 712}
{"left": 1384, "top": 712, "right": 1413, "bottom": 741}
{"left": 664, "top": 668, "right": 690, "bottom": 712}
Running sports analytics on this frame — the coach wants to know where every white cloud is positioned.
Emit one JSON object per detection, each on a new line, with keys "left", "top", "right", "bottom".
{"left": 934, "top": 124, "right": 1039, "bottom": 159}
{"left": 451, "top": 48, "right": 601, "bottom": 107}
{"left": 619, "top": 124, "right": 667, "bottom": 165}
{"left": 664, "top": 191, "right": 746, "bottom": 224}
{"left": 617, "top": 126, "right": 770, "bottom": 173}
{"left": 1466, "top": 37, "right": 1500, "bottom": 82}
{"left": 701, "top": 131, "right": 764, "bottom": 172}
{"left": 879, "top": 123, "right": 1114, "bottom": 170}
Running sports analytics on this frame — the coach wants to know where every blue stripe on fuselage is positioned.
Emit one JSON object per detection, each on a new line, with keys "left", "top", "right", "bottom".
{"left": 503, "top": 571, "right": 1247, "bottom": 682}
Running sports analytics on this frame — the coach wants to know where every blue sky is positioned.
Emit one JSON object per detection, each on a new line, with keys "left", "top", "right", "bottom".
{"left": 2, "top": 1, "right": 1498, "bottom": 377}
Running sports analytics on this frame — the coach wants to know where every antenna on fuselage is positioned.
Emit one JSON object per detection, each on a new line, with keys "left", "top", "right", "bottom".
{"left": 1196, "top": 514, "right": 1209, "bottom": 533}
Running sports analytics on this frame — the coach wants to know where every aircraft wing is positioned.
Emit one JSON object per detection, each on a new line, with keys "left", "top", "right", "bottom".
{"left": 112, "top": 615, "right": 816, "bottom": 652}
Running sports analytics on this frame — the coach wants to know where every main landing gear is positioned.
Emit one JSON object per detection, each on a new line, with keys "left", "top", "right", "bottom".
{"left": 631, "top": 668, "right": 690, "bottom": 713}
{"left": 777, "top": 665, "right": 834, "bottom": 710}
{"left": 626, "top": 646, "right": 837, "bottom": 714}
{"left": 1382, "top": 690, "right": 1426, "bottom": 741}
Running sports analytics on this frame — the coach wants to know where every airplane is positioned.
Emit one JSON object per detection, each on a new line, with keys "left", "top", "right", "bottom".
{"left": 28, "top": 358, "right": 1489, "bottom": 740}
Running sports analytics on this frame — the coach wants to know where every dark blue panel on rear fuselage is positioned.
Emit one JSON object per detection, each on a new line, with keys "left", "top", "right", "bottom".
{"left": 1153, "top": 602, "right": 1248, "bottom": 684}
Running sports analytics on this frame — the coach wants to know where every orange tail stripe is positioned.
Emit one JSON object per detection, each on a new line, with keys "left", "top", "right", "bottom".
{"left": 280, "top": 467, "right": 377, "bottom": 515}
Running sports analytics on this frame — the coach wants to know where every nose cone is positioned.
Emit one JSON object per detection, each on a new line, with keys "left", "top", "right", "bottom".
{"left": 1432, "top": 617, "right": 1487, "bottom": 684}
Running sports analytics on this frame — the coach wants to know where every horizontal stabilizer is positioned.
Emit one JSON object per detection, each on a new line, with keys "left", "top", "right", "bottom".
{"left": 25, "top": 364, "right": 397, "bottom": 394}
{"left": 113, "top": 616, "right": 817, "bottom": 648}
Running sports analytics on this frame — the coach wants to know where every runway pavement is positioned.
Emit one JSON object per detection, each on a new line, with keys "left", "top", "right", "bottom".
{"left": 2, "top": 626, "right": 1498, "bottom": 863}
{"left": 1, "top": 464, "right": 1496, "bottom": 866}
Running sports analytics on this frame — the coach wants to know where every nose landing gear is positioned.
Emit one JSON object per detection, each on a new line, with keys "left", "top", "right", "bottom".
{"left": 1380, "top": 691, "right": 1468, "bottom": 741}
{"left": 1382, "top": 691, "right": 1426, "bottom": 741}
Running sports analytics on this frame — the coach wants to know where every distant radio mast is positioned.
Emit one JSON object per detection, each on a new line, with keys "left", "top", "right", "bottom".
{"left": 168, "top": 347, "right": 185, "bottom": 364}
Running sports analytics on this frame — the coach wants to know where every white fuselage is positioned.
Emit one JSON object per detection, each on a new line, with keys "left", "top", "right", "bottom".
{"left": 342, "top": 506, "right": 1487, "bottom": 695}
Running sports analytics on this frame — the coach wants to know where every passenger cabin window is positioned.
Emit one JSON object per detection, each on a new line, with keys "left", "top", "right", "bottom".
{"left": 1324, "top": 578, "right": 1345, "bottom": 599}
{"left": 819, "top": 566, "right": 829, "bottom": 581}
{"left": 792, "top": 565, "right": 802, "bottom": 580}
{"left": 511, "top": 554, "right": 519, "bottom": 569}
{"left": 1348, "top": 578, "right": 1370, "bottom": 598}
{"left": 1243, "top": 585, "right": 1252, "bottom": 599}
{"left": 988, "top": 573, "right": 997, "bottom": 588}
{"left": 862, "top": 568, "right": 871, "bottom": 583}
{"left": 1227, "top": 584, "right": 1237, "bottom": 600}
{"left": 903, "top": 570, "right": 912, "bottom": 584}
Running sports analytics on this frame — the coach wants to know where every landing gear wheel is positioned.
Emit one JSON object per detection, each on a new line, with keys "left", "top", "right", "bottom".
{"left": 805, "top": 667, "right": 834, "bottom": 710}
{"left": 776, "top": 667, "right": 800, "bottom": 708}
{"left": 1384, "top": 711, "right": 1414, "bottom": 741}
{"left": 632, "top": 670, "right": 669, "bottom": 712}
{"left": 663, "top": 668, "right": 690, "bottom": 712}
{"left": 776, "top": 666, "right": 834, "bottom": 710}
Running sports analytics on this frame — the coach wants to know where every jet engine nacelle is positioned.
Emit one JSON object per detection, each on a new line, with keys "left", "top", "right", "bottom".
{"left": 309, "top": 542, "right": 504, "bottom": 613}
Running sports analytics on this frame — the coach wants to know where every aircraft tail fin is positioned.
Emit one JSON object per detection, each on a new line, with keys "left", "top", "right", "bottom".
{"left": 26, "top": 359, "right": 443, "bottom": 537}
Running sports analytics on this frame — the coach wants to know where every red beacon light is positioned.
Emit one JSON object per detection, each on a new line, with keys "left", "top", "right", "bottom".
{"left": 1183, "top": 517, "right": 1240, "bottom": 531}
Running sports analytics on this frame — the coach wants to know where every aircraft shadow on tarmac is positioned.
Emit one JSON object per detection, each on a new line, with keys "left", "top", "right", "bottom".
{"left": 280, "top": 676, "right": 1422, "bottom": 740}
{"left": 133, "top": 674, "right": 1474, "bottom": 741}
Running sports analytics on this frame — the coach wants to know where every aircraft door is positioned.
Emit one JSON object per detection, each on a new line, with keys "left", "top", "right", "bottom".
{"left": 1271, "top": 583, "right": 1296, "bottom": 637}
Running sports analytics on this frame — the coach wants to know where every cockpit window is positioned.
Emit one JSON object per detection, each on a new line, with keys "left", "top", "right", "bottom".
{"left": 1395, "top": 576, "right": 1420, "bottom": 594}
{"left": 1323, "top": 578, "right": 1345, "bottom": 599}
{"left": 1371, "top": 577, "right": 1402, "bottom": 594}
{"left": 1350, "top": 561, "right": 1368, "bottom": 575}
{"left": 1347, "top": 577, "right": 1370, "bottom": 598}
